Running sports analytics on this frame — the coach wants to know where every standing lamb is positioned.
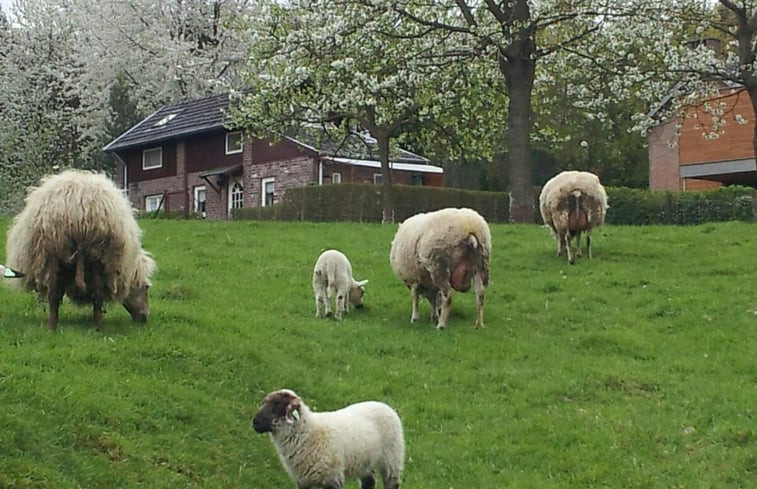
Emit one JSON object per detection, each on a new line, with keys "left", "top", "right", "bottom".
{"left": 539, "top": 170, "right": 608, "bottom": 265}
{"left": 252, "top": 389, "right": 404, "bottom": 489}
{"left": 5, "top": 170, "right": 157, "bottom": 331}
{"left": 389, "top": 207, "right": 491, "bottom": 330}
{"left": 312, "top": 249, "right": 368, "bottom": 320}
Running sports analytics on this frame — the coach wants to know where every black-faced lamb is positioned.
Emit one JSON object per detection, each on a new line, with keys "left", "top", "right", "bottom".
{"left": 312, "top": 249, "right": 368, "bottom": 320}
{"left": 539, "top": 170, "right": 608, "bottom": 265}
{"left": 4, "top": 170, "right": 157, "bottom": 331}
{"left": 252, "top": 389, "right": 404, "bottom": 489}
{"left": 389, "top": 207, "right": 491, "bottom": 330}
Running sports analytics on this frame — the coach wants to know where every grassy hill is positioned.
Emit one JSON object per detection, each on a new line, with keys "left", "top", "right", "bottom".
{"left": 1, "top": 218, "right": 755, "bottom": 488}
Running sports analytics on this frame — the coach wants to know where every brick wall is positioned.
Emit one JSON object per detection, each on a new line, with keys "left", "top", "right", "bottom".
{"left": 648, "top": 119, "right": 681, "bottom": 190}
{"left": 679, "top": 88, "right": 754, "bottom": 165}
{"left": 246, "top": 156, "right": 316, "bottom": 207}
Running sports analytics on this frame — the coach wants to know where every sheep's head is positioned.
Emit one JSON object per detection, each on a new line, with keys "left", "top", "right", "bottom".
{"left": 450, "top": 234, "right": 486, "bottom": 293}
{"left": 349, "top": 279, "right": 368, "bottom": 309}
{"left": 253, "top": 389, "right": 302, "bottom": 433}
{"left": 122, "top": 252, "right": 156, "bottom": 323}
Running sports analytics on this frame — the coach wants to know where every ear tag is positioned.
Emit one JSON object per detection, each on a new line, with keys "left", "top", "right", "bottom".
{"left": 291, "top": 409, "right": 300, "bottom": 421}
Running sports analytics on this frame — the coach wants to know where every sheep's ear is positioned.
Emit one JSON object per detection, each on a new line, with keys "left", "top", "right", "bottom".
{"left": 356, "top": 279, "right": 368, "bottom": 288}
{"left": 285, "top": 398, "right": 302, "bottom": 424}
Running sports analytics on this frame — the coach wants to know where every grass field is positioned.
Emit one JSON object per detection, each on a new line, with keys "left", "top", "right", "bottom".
{"left": 0, "top": 218, "right": 755, "bottom": 489}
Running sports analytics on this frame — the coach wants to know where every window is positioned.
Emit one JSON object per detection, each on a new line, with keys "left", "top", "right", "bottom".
{"left": 153, "top": 113, "right": 178, "bottom": 127}
{"left": 228, "top": 180, "right": 244, "bottom": 211}
{"left": 226, "top": 131, "right": 243, "bottom": 154}
{"left": 194, "top": 185, "right": 207, "bottom": 217}
{"left": 145, "top": 194, "right": 163, "bottom": 212}
{"left": 261, "top": 177, "right": 275, "bottom": 207}
{"left": 373, "top": 173, "right": 383, "bottom": 185}
{"left": 332, "top": 172, "right": 342, "bottom": 184}
{"left": 142, "top": 147, "right": 163, "bottom": 170}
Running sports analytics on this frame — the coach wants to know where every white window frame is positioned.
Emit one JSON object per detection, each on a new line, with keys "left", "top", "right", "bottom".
{"left": 225, "top": 131, "right": 243, "bottom": 155}
{"left": 193, "top": 185, "right": 207, "bottom": 217}
{"left": 373, "top": 173, "right": 383, "bottom": 185}
{"left": 228, "top": 179, "right": 244, "bottom": 212}
{"left": 261, "top": 177, "right": 275, "bottom": 207}
{"left": 332, "top": 172, "right": 342, "bottom": 184}
{"left": 145, "top": 194, "right": 163, "bottom": 212}
{"left": 142, "top": 147, "right": 163, "bottom": 170}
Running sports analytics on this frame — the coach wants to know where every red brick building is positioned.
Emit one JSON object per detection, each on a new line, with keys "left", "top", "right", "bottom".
{"left": 103, "top": 93, "right": 443, "bottom": 220}
{"left": 648, "top": 85, "right": 757, "bottom": 191}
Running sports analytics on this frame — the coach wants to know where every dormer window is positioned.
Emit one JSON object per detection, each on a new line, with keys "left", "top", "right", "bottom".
{"left": 226, "top": 131, "right": 243, "bottom": 154}
{"left": 153, "top": 113, "right": 178, "bottom": 127}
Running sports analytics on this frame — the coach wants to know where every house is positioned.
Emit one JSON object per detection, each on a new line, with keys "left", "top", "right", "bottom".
{"left": 103, "top": 93, "right": 444, "bottom": 219}
{"left": 648, "top": 84, "right": 757, "bottom": 191}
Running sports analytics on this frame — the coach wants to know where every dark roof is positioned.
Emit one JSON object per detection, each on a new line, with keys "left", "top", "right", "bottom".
{"left": 104, "top": 93, "right": 232, "bottom": 152}
{"left": 103, "top": 93, "right": 428, "bottom": 165}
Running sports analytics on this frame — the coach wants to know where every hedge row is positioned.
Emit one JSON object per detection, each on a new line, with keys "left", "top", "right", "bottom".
{"left": 234, "top": 183, "right": 756, "bottom": 225}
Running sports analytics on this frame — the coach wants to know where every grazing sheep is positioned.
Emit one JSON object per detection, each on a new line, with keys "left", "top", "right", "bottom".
{"left": 539, "top": 170, "right": 608, "bottom": 265}
{"left": 5, "top": 170, "right": 157, "bottom": 331}
{"left": 389, "top": 207, "right": 491, "bottom": 330}
{"left": 252, "top": 389, "right": 404, "bottom": 489}
{"left": 312, "top": 249, "right": 368, "bottom": 320}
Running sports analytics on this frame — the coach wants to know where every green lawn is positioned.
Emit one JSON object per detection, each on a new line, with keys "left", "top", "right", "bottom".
{"left": 0, "top": 218, "right": 755, "bottom": 488}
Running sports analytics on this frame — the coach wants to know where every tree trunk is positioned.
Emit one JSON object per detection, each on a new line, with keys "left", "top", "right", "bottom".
{"left": 377, "top": 132, "right": 395, "bottom": 223}
{"left": 502, "top": 43, "right": 536, "bottom": 223}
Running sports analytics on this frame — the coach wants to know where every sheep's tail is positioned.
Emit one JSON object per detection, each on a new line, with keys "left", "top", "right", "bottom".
{"left": 73, "top": 250, "right": 86, "bottom": 292}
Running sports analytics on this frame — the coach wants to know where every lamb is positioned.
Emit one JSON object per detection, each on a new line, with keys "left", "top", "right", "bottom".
{"left": 389, "top": 207, "right": 491, "bottom": 330}
{"left": 312, "top": 249, "right": 368, "bottom": 320}
{"left": 252, "top": 389, "right": 404, "bottom": 489}
{"left": 4, "top": 169, "right": 157, "bottom": 331}
{"left": 539, "top": 170, "right": 608, "bottom": 265}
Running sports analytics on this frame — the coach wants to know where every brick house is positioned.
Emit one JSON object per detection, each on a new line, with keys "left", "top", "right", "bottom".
{"left": 103, "top": 93, "right": 443, "bottom": 219}
{"left": 648, "top": 84, "right": 757, "bottom": 191}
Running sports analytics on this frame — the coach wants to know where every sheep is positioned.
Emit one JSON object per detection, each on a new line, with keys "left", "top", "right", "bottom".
{"left": 4, "top": 169, "right": 157, "bottom": 331}
{"left": 252, "top": 389, "right": 404, "bottom": 489}
{"left": 389, "top": 207, "right": 491, "bottom": 330}
{"left": 539, "top": 170, "right": 608, "bottom": 265}
{"left": 312, "top": 249, "right": 368, "bottom": 320}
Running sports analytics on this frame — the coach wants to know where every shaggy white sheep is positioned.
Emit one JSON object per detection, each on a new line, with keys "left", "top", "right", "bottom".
{"left": 539, "top": 170, "right": 608, "bottom": 265}
{"left": 252, "top": 389, "right": 404, "bottom": 489}
{"left": 389, "top": 207, "right": 491, "bottom": 330}
{"left": 312, "top": 249, "right": 368, "bottom": 320}
{"left": 5, "top": 170, "right": 156, "bottom": 331}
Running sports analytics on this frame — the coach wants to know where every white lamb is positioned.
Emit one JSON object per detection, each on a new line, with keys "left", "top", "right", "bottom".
{"left": 252, "top": 389, "right": 404, "bottom": 489}
{"left": 312, "top": 249, "right": 368, "bottom": 320}
{"left": 389, "top": 207, "right": 491, "bottom": 330}
{"left": 539, "top": 170, "right": 608, "bottom": 264}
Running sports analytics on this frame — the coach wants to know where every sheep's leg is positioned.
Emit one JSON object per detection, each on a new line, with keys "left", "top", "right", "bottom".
{"left": 47, "top": 282, "right": 63, "bottom": 332}
{"left": 410, "top": 284, "right": 421, "bottom": 322}
{"left": 324, "top": 285, "right": 334, "bottom": 318}
{"left": 474, "top": 272, "right": 485, "bottom": 329}
{"left": 563, "top": 232, "right": 575, "bottom": 265}
{"left": 586, "top": 229, "right": 593, "bottom": 259}
{"left": 381, "top": 472, "right": 400, "bottom": 489}
{"left": 335, "top": 290, "right": 345, "bottom": 321}
{"left": 436, "top": 288, "right": 452, "bottom": 330}
{"left": 574, "top": 231, "right": 583, "bottom": 257}
{"left": 92, "top": 296, "right": 104, "bottom": 330}
{"left": 360, "top": 472, "right": 376, "bottom": 489}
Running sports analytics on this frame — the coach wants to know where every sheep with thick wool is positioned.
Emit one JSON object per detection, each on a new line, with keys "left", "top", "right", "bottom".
{"left": 252, "top": 389, "right": 404, "bottom": 489}
{"left": 390, "top": 207, "right": 491, "bottom": 330}
{"left": 539, "top": 170, "right": 608, "bottom": 265}
{"left": 4, "top": 170, "right": 156, "bottom": 331}
{"left": 312, "top": 249, "right": 368, "bottom": 320}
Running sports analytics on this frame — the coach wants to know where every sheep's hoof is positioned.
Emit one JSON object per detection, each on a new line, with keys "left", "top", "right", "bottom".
{"left": 325, "top": 311, "right": 333, "bottom": 318}
{"left": 435, "top": 324, "right": 446, "bottom": 330}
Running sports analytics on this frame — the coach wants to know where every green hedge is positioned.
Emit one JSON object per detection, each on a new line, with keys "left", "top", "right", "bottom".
{"left": 605, "top": 186, "right": 755, "bottom": 225}
{"left": 233, "top": 183, "right": 756, "bottom": 225}
{"left": 234, "top": 184, "right": 509, "bottom": 223}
